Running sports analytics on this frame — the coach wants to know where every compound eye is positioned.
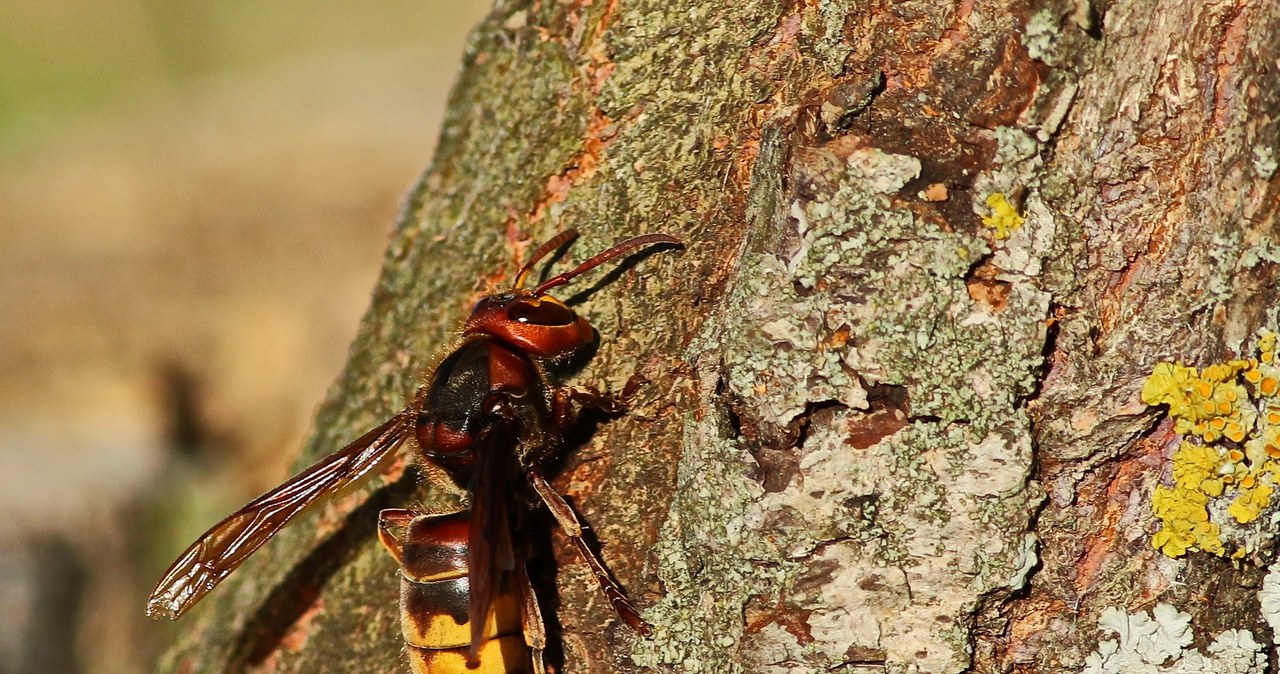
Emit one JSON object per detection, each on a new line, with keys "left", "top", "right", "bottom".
{"left": 507, "top": 298, "right": 576, "bottom": 326}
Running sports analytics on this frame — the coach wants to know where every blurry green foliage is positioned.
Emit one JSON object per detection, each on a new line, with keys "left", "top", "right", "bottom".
{"left": 0, "top": 0, "right": 479, "bottom": 145}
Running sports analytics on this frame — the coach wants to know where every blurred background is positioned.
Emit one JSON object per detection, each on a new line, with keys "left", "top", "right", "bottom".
{"left": 0, "top": 2, "right": 489, "bottom": 672}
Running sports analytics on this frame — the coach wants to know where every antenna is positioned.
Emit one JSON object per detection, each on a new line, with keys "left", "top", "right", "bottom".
{"left": 533, "top": 233, "right": 681, "bottom": 295}
{"left": 513, "top": 230, "right": 579, "bottom": 289}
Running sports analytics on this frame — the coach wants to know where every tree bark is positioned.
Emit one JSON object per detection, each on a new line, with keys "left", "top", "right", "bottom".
{"left": 153, "top": 0, "right": 1280, "bottom": 673}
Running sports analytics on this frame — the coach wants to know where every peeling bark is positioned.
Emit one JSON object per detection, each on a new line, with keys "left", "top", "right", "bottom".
{"left": 153, "top": 0, "right": 1280, "bottom": 673}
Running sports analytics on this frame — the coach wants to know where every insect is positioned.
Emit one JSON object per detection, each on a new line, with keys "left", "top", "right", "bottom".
{"left": 147, "top": 230, "right": 680, "bottom": 673}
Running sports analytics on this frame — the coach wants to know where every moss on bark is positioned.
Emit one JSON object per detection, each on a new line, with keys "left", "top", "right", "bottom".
{"left": 153, "top": 0, "right": 1280, "bottom": 672}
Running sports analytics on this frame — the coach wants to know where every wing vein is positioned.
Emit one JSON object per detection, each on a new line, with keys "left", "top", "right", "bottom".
{"left": 146, "top": 410, "right": 413, "bottom": 619}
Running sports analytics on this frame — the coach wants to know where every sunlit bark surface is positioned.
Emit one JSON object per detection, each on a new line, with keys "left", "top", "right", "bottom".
{"left": 154, "top": 0, "right": 1280, "bottom": 672}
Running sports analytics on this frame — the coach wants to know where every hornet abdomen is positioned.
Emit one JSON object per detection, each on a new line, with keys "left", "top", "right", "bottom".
{"left": 384, "top": 510, "right": 535, "bottom": 674}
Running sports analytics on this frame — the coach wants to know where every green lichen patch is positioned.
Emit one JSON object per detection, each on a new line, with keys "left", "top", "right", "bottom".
{"left": 1142, "top": 331, "right": 1280, "bottom": 558}
{"left": 629, "top": 398, "right": 767, "bottom": 673}
{"left": 647, "top": 144, "right": 1049, "bottom": 673}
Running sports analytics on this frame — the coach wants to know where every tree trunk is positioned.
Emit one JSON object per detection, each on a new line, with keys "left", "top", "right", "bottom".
{"left": 153, "top": 0, "right": 1280, "bottom": 673}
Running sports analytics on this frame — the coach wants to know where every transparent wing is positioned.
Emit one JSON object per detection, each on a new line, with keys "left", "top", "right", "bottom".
{"left": 146, "top": 410, "right": 413, "bottom": 619}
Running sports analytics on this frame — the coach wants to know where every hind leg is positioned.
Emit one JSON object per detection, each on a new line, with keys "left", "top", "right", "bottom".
{"left": 515, "top": 562, "right": 547, "bottom": 674}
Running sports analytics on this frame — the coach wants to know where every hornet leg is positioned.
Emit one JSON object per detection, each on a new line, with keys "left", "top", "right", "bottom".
{"left": 515, "top": 562, "right": 547, "bottom": 674}
{"left": 526, "top": 470, "right": 652, "bottom": 636}
{"left": 376, "top": 508, "right": 417, "bottom": 565}
{"left": 549, "top": 374, "right": 644, "bottom": 425}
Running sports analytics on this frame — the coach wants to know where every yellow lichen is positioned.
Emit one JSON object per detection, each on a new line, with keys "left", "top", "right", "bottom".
{"left": 1150, "top": 483, "right": 1223, "bottom": 556}
{"left": 1143, "top": 331, "right": 1280, "bottom": 557}
{"left": 1228, "top": 480, "right": 1274, "bottom": 523}
{"left": 980, "top": 192, "right": 1024, "bottom": 240}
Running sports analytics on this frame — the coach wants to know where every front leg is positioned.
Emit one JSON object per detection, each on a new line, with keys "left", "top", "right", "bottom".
{"left": 549, "top": 374, "right": 645, "bottom": 433}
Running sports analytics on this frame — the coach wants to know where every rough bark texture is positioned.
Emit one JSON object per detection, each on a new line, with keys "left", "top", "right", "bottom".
{"left": 153, "top": 0, "right": 1280, "bottom": 673}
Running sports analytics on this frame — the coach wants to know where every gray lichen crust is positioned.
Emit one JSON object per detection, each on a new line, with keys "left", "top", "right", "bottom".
{"left": 637, "top": 143, "right": 1048, "bottom": 672}
{"left": 1081, "top": 604, "right": 1264, "bottom": 674}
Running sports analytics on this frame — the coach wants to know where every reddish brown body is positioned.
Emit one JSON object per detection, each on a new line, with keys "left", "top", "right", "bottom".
{"left": 146, "top": 230, "right": 678, "bottom": 673}
{"left": 414, "top": 336, "right": 540, "bottom": 466}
